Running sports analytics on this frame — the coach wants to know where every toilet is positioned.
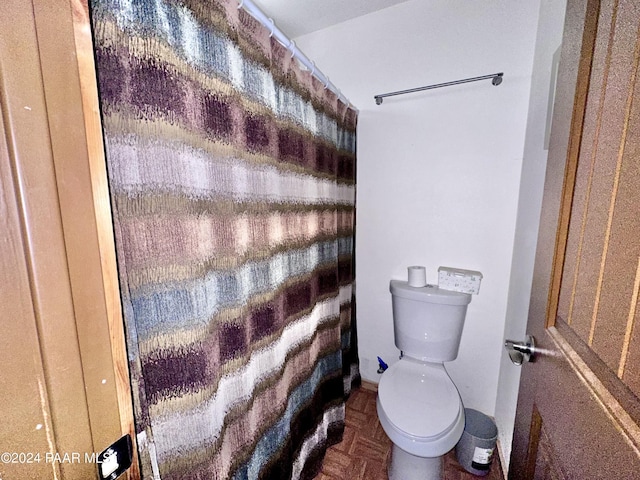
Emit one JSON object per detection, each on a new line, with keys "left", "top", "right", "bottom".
{"left": 377, "top": 279, "right": 472, "bottom": 480}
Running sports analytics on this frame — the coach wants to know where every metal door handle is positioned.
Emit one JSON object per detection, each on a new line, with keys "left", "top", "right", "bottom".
{"left": 504, "top": 335, "right": 536, "bottom": 366}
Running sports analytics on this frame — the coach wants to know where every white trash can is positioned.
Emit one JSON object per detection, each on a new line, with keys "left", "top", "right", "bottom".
{"left": 455, "top": 408, "right": 498, "bottom": 476}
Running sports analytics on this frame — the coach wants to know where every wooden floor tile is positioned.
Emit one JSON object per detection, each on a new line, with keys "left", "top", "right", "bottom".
{"left": 321, "top": 449, "right": 352, "bottom": 477}
{"left": 332, "top": 426, "right": 356, "bottom": 454}
{"left": 348, "top": 434, "right": 389, "bottom": 462}
{"left": 314, "top": 387, "right": 503, "bottom": 480}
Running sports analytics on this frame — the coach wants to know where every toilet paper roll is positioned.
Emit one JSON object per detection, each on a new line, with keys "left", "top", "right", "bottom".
{"left": 408, "top": 266, "right": 427, "bottom": 287}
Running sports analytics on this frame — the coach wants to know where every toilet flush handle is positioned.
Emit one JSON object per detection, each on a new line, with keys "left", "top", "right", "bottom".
{"left": 504, "top": 335, "right": 536, "bottom": 366}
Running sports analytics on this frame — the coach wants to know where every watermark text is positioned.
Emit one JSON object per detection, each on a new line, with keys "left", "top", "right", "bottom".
{"left": 0, "top": 452, "right": 102, "bottom": 465}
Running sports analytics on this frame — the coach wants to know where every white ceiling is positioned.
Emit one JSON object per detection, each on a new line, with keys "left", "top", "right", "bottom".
{"left": 250, "top": 0, "right": 411, "bottom": 38}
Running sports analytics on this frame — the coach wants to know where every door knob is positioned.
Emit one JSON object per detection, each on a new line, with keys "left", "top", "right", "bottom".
{"left": 504, "top": 335, "right": 536, "bottom": 366}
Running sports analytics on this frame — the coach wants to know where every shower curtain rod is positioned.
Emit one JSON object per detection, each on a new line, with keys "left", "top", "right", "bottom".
{"left": 374, "top": 72, "right": 504, "bottom": 105}
{"left": 237, "top": 0, "right": 355, "bottom": 110}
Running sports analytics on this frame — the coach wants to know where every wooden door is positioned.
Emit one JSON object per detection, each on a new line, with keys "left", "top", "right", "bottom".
{"left": 509, "top": 0, "right": 640, "bottom": 478}
{"left": 0, "top": 1, "right": 136, "bottom": 478}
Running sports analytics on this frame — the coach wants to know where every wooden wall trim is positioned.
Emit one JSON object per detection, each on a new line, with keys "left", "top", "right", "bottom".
{"left": 359, "top": 380, "right": 379, "bottom": 393}
{"left": 563, "top": 0, "right": 618, "bottom": 330}
{"left": 546, "top": 0, "right": 601, "bottom": 328}
{"left": 32, "top": 0, "right": 122, "bottom": 452}
{"left": 67, "top": 0, "right": 140, "bottom": 478}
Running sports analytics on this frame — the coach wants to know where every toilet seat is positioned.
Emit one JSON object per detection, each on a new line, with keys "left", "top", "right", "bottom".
{"left": 377, "top": 359, "right": 464, "bottom": 457}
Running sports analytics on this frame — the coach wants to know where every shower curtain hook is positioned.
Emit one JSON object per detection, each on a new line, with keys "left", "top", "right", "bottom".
{"left": 237, "top": 0, "right": 244, "bottom": 9}
{"left": 324, "top": 76, "right": 330, "bottom": 90}
{"left": 310, "top": 61, "right": 316, "bottom": 77}
{"left": 267, "top": 18, "right": 275, "bottom": 37}
{"left": 288, "top": 40, "right": 296, "bottom": 59}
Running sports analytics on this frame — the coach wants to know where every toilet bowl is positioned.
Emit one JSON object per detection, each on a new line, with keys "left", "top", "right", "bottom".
{"left": 377, "top": 279, "right": 472, "bottom": 480}
{"left": 377, "top": 359, "right": 465, "bottom": 479}
{"left": 377, "top": 359, "right": 464, "bottom": 457}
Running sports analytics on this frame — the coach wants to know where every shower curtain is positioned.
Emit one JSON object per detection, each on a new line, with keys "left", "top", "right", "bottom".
{"left": 90, "top": 0, "right": 359, "bottom": 478}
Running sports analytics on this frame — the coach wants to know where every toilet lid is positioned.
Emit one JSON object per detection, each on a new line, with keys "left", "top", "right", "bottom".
{"left": 378, "top": 360, "right": 461, "bottom": 438}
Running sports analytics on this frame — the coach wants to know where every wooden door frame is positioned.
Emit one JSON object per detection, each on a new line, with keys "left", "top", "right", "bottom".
{"left": 67, "top": 0, "right": 140, "bottom": 477}
{"left": 67, "top": 3, "right": 139, "bottom": 474}
{"left": 1, "top": 1, "right": 137, "bottom": 478}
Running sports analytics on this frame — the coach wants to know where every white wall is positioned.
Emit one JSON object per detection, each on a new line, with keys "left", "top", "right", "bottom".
{"left": 296, "top": 0, "right": 539, "bottom": 416}
{"left": 494, "top": 0, "right": 567, "bottom": 470}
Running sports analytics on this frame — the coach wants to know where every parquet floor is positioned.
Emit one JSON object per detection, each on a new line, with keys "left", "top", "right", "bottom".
{"left": 314, "top": 386, "right": 503, "bottom": 480}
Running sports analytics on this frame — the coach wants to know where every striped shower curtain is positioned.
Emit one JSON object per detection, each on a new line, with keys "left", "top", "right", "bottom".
{"left": 90, "top": 0, "right": 359, "bottom": 478}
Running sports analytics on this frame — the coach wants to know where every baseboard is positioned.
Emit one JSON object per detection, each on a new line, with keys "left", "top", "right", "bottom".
{"left": 360, "top": 379, "right": 378, "bottom": 392}
{"left": 496, "top": 439, "right": 508, "bottom": 479}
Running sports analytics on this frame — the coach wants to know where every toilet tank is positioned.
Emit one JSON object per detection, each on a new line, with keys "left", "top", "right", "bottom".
{"left": 390, "top": 280, "right": 472, "bottom": 362}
